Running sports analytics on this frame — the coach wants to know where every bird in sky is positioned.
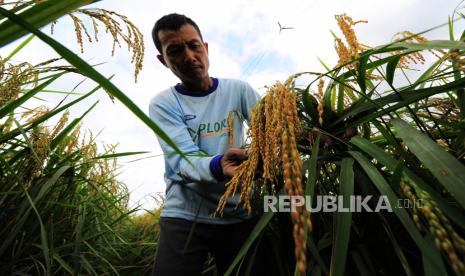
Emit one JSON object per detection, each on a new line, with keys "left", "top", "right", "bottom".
{"left": 278, "top": 21, "right": 294, "bottom": 33}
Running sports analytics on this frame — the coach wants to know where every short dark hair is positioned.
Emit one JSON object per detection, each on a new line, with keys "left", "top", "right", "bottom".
{"left": 152, "top": 13, "right": 203, "bottom": 54}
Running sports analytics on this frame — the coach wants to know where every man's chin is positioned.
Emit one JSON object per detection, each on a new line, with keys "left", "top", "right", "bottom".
{"left": 186, "top": 74, "right": 209, "bottom": 83}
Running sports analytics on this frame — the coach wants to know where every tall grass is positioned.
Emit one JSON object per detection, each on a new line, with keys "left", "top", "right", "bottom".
{"left": 0, "top": 58, "right": 160, "bottom": 274}
{"left": 0, "top": 1, "right": 164, "bottom": 274}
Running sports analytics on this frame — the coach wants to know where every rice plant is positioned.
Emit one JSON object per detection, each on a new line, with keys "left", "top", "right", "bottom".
{"left": 0, "top": 1, "right": 169, "bottom": 275}
{"left": 218, "top": 12, "right": 465, "bottom": 276}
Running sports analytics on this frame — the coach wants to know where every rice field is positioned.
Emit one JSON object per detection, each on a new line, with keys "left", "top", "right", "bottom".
{"left": 1, "top": 1, "right": 465, "bottom": 276}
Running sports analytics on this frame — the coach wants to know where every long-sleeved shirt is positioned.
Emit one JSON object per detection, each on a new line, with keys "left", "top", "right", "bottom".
{"left": 149, "top": 77, "right": 261, "bottom": 224}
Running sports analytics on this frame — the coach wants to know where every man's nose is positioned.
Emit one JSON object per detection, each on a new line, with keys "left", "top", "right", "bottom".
{"left": 184, "top": 48, "right": 196, "bottom": 62}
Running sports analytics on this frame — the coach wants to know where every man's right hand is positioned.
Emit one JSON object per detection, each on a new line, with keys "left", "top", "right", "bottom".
{"left": 221, "top": 147, "right": 248, "bottom": 178}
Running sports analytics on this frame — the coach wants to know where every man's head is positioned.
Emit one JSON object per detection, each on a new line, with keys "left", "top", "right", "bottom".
{"left": 152, "top": 13, "right": 203, "bottom": 54}
{"left": 152, "top": 13, "right": 211, "bottom": 91}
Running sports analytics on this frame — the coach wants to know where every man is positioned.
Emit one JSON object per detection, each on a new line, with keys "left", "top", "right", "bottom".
{"left": 149, "top": 13, "right": 264, "bottom": 275}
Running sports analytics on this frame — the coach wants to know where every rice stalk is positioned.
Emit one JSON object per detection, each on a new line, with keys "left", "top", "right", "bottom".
{"left": 54, "top": 8, "right": 145, "bottom": 82}
{"left": 400, "top": 177, "right": 465, "bottom": 275}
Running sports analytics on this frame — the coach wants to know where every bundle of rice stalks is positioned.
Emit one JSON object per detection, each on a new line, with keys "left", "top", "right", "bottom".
{"left": 217, "top": 79, "right": 312, "bottom": 275}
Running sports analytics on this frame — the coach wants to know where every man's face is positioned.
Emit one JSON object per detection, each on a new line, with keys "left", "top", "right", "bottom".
{"left": 157, "top": 24, "right": 210, "bottom": 85}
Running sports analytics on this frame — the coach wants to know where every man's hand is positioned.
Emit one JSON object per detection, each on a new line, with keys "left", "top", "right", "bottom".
{"left": 221, "top": 147, "right": 248, "bottom": 178}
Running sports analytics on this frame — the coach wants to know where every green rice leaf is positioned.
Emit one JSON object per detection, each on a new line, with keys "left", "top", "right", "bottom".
{"left": 356, "top": 55, "right": 368, "bottom": 93}
{"left": 301, "top": 88, "right": 319, "bottom": 123}
{"left": 305, "top": 133, "right": 320, "bottom": 197}
{"left": 0, "top": 0, "right": 99, "bottom": 47}
{"left": 337, "top": 79, "right": 345, "bottom": 114}
{"left": 53, "top": 254, "right": 74, "bottom": 275}
{"left": 386, "top": 55, "right": 401, "bottom": 85}
{"left": 329, "top": 158, "right": 354, "bottom": 276}
{"left": 349, "top": 151, "right": 447, "bottom": 275}
{"left": 73, "top": 204, "right": 86, "bottom": 274}
{"left": 413, "top": 56, "right": 446, "bottom": 88}
{"left": 3, "top": 34, "right": 34, "bottom": 62}
{"left": 224, "top": 211, "right": 276, "bottom": 276}
{"left": 308, "top": 235, "right": 329, "bottom": 274}
{"left": 318, "top": 57, "right": 332, "bottom": 72}
{"left": 23, "top": 188, "right": 51, "bottom": 276}
{"left": 422, "top": 234, "right": 447, "bottom": 276}
{"left": 350, "top": 136, "right": 465, "bottom": 229}
{"left": 379, "top": 213, "right": 415, "bottom": 276}
{"left": 448, "top": 16, "right": 454, "bottom": 41}
{"left": 392, "top": 118, "right": 465, "bottom": 209}
{"left": 394, "top": 40, "right": 465, "bottom": 51}
{"left": 91, "top": 151, "right": 150, "bottom": 160}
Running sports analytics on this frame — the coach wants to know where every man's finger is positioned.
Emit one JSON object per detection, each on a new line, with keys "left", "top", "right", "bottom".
{"left": 244, "top": 148, "right": 250, "bottom": 159}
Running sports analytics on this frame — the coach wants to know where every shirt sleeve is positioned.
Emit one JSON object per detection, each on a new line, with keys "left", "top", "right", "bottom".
{"left": 149, "top": 95, "right": 219, "bottom": 184}
{"left": 241, "top": 81, "right": 261, "bottom": 124}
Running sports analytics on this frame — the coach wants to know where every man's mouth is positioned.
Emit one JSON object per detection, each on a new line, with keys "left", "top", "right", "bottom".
{"left": 190, "top": 65, "right": 202, "bottom": 70}
{"left": 187, "top": 65, "right": 203, "bottom": 74}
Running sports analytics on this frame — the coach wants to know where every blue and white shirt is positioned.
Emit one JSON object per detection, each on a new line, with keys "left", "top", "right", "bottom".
{"left": 149, "top": 78, "right": 261, "bottom": 224}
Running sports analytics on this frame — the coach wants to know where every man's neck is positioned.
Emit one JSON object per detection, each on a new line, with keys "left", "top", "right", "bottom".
{"left": 181, "top": 77, "right": 213, "bottom": 92}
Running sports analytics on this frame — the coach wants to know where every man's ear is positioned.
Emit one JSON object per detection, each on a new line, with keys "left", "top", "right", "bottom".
{"left": 157, "top": 54, "right": 167, "bottom": 67}
{"left": 204, "top": 42, "right": 209, "bottom": 54}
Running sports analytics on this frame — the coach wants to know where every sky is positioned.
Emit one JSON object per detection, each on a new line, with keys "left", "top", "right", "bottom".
{"left": 1, "top": 0, "right": 464, "bottom": 210}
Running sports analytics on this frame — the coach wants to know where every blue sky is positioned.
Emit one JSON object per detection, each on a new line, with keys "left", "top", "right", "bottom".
{"left": 1, "top": 0, "right": 464, "bottom": 210}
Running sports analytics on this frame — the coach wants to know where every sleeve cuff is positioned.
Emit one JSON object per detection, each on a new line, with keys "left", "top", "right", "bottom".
{"left": 209, "top": 154, "right": 225, "bottom": 181}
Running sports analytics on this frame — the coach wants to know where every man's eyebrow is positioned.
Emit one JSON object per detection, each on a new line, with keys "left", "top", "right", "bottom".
{"left": 166, "top": 39, "right": 201, "bottom": 47}
{"left": 166, "top": 43, "right": 182, "bottom": 48}
{"left": 188, "top": 39, "right": 202, "bottom": 43}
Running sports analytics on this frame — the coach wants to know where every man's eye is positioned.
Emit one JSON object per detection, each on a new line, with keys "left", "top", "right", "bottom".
{"left": 189, "top": 43, "right": 201, "bottom": 50}
{"left": 167, "top": 47, "right": 181, "bottom": 56}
